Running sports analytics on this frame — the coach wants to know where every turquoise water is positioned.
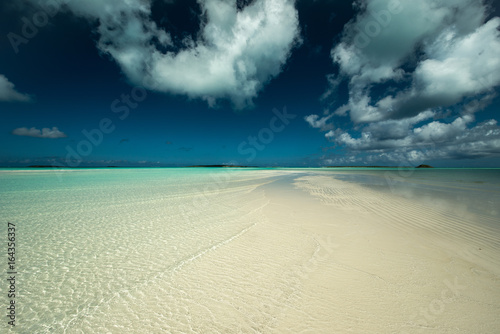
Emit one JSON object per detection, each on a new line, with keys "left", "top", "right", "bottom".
{"left": 0, "top": 168, "right": 279, "bottom": 332}
{"left": 1, "top": 167, "right": 499, "bottom": 332}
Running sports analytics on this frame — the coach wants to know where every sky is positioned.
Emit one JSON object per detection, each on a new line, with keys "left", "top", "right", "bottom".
{"left": 1, "top": 0, "right": 500, "bottom": 167}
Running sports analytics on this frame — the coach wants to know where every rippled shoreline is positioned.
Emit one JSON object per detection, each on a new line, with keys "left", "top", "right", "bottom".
{"left": 1, "top": 168, "right": 499, "bottom": 333}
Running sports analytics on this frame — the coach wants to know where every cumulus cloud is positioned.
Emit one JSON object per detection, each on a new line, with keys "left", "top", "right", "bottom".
{"left": 28, "top": 0, "right": 301, "bottom": 108}
{"left": 0, "top": 74, "right": 31, "bottom": 102}
{"left": 304, "top": 113, "right": 333, "bottom": 131}
{"left": 315, "top": 0, "right": 500, "bottom": 164}
{"left": 378, "top": 18, "right": 500, "bottom": 121}
{"left": 12, "top": 127, "right": 67, "bottom": 138}
{"left": 327, "top": 0, "right": 500, "bottom": 123}
{"left": 325, "top": 114, "right": 500, "bottom": 164}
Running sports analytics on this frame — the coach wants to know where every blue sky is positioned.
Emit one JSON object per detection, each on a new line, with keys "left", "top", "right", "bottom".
{"left": 1, "top": 0, "right": 500, "bottom": 167}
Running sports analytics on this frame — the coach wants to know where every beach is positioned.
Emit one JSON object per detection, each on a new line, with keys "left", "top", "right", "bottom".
{"left": 1, "top": 168, "right": 499, "bottom": 333}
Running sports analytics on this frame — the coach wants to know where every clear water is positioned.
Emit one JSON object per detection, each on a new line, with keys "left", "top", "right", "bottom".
{"left": 1, "top": 167, "right": 499, "bottom": 332}
{"left": 0, "top": 168, "right": 279, "bottom": 333}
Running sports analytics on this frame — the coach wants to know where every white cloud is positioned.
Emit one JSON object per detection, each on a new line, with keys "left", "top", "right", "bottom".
{"left": 0, "top": 74, "right": 31, "bottom": 102}
{"left": 413, "top": 115, "right": 473, "bottom": 143}
{"left": 315, "top": 0, "right": 500, "bottom": 164}
{"left": 304, "top": 113, "right": 333, "bottom": 131}
{"left": 364, "top": 110, "right": 434, "bottom": 140}
{"left": 29, "top": 0, "right": 301, "bottom": 109}
{"left": 327, "top": 0, "right": 500, "bottom": 123}
{"left": 383, "top": 18, "right": 500, "bottom": 120}
{"left": 326, "top": 115, "right": 500, "bottom": 163}
{"left": 324, "top": 110, "right": 434, "bottom": 150}
{"left": 12, "top": 127, "right": 67, "bottom": 138}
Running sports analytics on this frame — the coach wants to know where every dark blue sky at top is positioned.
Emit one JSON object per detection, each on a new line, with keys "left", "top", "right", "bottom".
{"left": 1, "top": 0, "right": 499, "bottom": 167}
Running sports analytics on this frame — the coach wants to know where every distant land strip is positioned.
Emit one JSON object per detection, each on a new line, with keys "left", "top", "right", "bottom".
{"left": 19, "top": 164, "right": 435, "bottom": 168}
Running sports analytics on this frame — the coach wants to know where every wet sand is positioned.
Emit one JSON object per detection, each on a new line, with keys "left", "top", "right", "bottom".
{"left": 80, "top": 171, "right": 500, "bottom": 333}
{"left": 1, "top": 168, "right": 499, "bottom": 333}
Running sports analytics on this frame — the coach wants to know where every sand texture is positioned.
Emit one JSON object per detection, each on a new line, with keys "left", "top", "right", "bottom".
{"left": 0, "top": 168, "right": 499, "bottom": 333}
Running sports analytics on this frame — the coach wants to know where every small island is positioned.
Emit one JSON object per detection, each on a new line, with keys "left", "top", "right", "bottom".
{"left": 189, "top": 165, "right": 256, "bottom": 168}
{"left": 415, "top": 164, "right": 433, "bottom": 168}
{"left": 28, "top": 165, "right": 65, "bottom": 168}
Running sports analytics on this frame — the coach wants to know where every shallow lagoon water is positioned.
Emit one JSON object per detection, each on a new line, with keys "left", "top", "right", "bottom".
{"left": 1, "top": 167, "right": 499, "bottom": 333}
{"left": 0, "top": 168, "right": 279, "bottom": 332}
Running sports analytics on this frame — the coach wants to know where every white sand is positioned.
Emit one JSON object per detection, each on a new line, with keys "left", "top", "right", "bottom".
{"left": 8, "top": 169, "right": 498, "bottom": 333}
{"left": 72, "top": 171, "right": 500, "bottom": 333}
{"left": 280, "top": 175, "right": 500, "bottom": 333}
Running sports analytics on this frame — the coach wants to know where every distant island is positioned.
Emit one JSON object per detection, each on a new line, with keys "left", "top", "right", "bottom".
{"left": 28, "top": 165, "right": 65, "bottom": 168}
{"left": 23, "top": 164, "right": 432, "bottom": 168}
{"left": 189, "top": 165, "right": 256, "bottom": 168}
{"left": 326, "top": 166, "right": 400, "bottom": 168}
{"left": 326, "top": 165, "right": 434, "bottom": 168}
